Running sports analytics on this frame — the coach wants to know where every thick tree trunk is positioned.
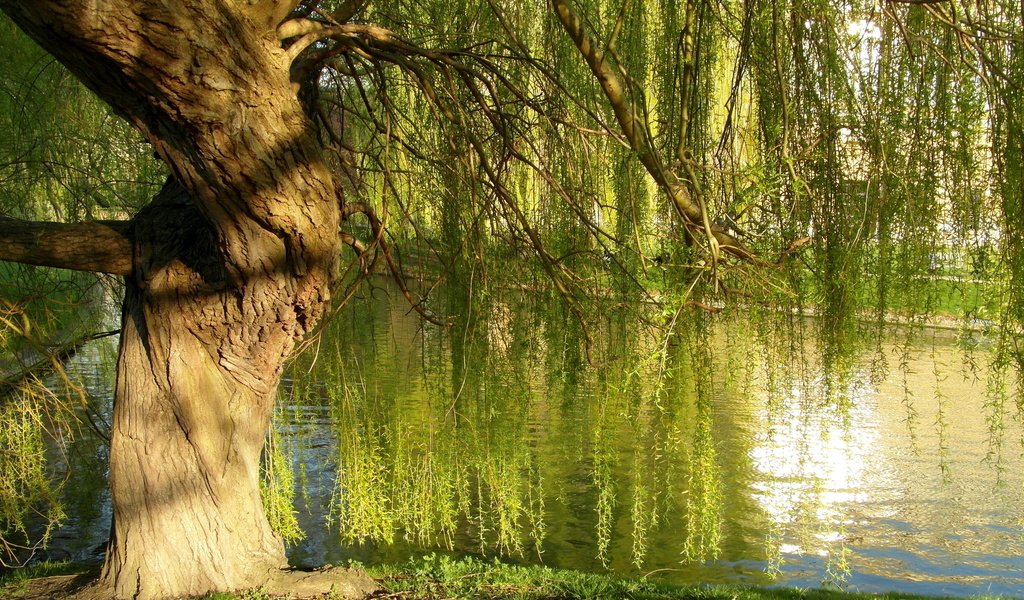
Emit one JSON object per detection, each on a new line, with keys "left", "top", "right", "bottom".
{"left": 99, "top": 183, "right": 288, "bottom": 598}
{"left": 0, "top": 4, "right": 348, "bottom": 598}
{"left": 105, "top": 299, "right": 284, "bottom": 598}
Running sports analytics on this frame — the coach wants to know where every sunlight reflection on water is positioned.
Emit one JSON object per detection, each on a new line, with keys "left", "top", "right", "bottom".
{"left": 741, "top": 340, "right": 1024, "bottom": 596}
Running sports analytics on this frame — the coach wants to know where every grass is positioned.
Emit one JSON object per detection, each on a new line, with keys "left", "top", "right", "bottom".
{"left": 359, "top": 554, "right": 1014, "bottom": 600}
{"left": 0, "top": 560, "right": 91, "bottom": 595}
{"left": 0, "top": 555, "right": 1016, "bottom": 600}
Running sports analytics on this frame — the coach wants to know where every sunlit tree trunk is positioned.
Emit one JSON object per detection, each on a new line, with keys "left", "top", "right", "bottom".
{"left": 99, "top": 182, "right": 292, "bottom": 598}
{"left": 0, "top": 3, "right": 344, "bottom": 598}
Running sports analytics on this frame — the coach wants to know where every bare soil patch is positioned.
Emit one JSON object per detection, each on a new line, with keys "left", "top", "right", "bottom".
{"left": 4, "top": 566, "right": 379, "bottom": 599}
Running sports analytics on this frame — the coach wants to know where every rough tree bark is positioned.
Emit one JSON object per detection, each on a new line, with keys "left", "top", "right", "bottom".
{"left": 0, "top": 218, "right": 133, "bottom": 275}
{"left": 0, "top": 2, "right": 352, "bottom": 598}
{"left": 103, "top": 181, "right": 295, "bottom": 598}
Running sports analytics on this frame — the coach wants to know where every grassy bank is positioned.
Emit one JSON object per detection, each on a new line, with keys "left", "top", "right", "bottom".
{"left": 1, "top": 555, "right": 1015, "bottom": 600}
{"left": 358, "top": 555, "right": 1011, "bottom": 600}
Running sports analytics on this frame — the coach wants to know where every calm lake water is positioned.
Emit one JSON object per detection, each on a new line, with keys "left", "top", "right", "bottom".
{"left": 46, "top": 286, "right": 1024, "bottom": 597}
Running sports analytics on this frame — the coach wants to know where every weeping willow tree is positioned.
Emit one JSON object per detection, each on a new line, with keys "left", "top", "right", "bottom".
{"left": 0, "top": 0, "right": 1021, "bottom": 598}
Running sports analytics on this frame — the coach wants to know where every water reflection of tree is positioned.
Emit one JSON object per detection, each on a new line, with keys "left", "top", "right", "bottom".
{"left": 277, "top": 284, "right": 1024, "bottom": 590}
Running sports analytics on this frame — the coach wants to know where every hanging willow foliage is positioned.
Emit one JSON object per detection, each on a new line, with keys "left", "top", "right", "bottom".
{"left": 273, "top": 0, "right": 1024, "bottom": 560}
{"left": 272, "top": 0, "right": 1021, "bottom": 343}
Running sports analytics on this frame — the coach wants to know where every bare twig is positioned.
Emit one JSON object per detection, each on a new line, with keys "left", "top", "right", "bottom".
{"left": 342, "top": 202, "right": 451, "bottom": 326}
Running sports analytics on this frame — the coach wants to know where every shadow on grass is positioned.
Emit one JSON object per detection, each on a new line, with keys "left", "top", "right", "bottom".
{"left": 0, "top": 561, "right": 99, "bottom": 599}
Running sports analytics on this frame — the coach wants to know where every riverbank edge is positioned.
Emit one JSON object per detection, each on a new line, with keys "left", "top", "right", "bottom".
{"left": 1, "top": 556, "right": 1016, "bottom": 600}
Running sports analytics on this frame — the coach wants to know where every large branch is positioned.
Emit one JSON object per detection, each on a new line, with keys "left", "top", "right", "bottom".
{"left": 0, "top": 217, "right": 133, "bottom": 275}
{"left": 550, "top": 0, "right": 698, "bottom": 219}
{"left": 550, "top": 0, "right": 759, "bottom": 263}
{"left": 249, "top": 0, "right": 303, "bottom": 32}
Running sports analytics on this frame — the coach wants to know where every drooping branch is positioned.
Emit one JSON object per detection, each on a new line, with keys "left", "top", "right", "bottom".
{"left": 287, "top": 16, "right": 620, "bottom": 347}
{"left": 0, "top": 217, "right": 133, "bottom": 275}
{"left": 549, "top": 0, "right": 695, "bottom": 219}
{"left": 549, "top": 0, "right": 759, "bottom": 265}
{"left": 1, "top": 329, "right": 121, "bottom": 397}
{"left": 283, "top": 22, "right": 401, "bottom": 63}
{"left": 342, "top": 202, "right": 450, "bottom": 326}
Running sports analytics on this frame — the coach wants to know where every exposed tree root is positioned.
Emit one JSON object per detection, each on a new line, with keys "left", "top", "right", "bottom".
{"left": 7, "top": 566, "right": 379, "bottom": 600}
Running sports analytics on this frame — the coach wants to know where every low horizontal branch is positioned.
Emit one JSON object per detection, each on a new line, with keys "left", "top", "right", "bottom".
{"left": 0, "top": 217, "right": 134, "bottom": 275}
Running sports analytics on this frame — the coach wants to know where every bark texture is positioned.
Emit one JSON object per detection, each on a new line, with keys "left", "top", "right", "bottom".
{"left": 0, "top": 218, "right": 132, "bottom": 275}
{"left": 102, "top": 181, "right": 289, "bottom": 598}
{"left": 0, "top": 3, "right": 345, "bottom": 598}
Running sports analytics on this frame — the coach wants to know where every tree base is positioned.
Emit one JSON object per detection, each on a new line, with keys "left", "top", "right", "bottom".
{"left": 8, "top": 566, "right": 380, "bottom": 600}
